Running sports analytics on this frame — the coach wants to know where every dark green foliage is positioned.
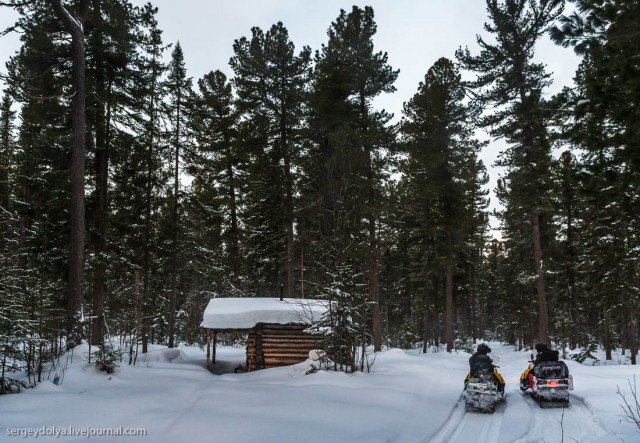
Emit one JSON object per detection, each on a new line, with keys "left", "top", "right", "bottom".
{"left": 396, "top": 57, "right": 489, "bottom": 351}
{"left": 298, "top": 5, "right": 398, "bottom": 355}
{"left": 94, "top": 342, "right": 121, "bottom": 374}
{"left": 306, "top": 265, "right": 363, "bottom": 372}
{"left": 550, "top": 0, "right": 640, "bottom": 361}
{"left": 457, "top": 0, "right": 563, "bottom": 345}
{"left": 190, "top": 70, "right": 242, "bottom": 289}
{"left": 164, "top": 41, "right": 193, "bottom": 348}
{"left": 230, "top": 22, "right": 310, "bottom": 297}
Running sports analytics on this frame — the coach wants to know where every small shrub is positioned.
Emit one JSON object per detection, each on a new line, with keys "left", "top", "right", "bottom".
{"left": 0, "top": 377, "right": 28, "bottom": 394}
{"left": 94, "top": 344, "right": 121, "bottom": 374}
{"left": 571, "top": 341, "right": 599, "bottom": 364}
{"left": 455, "top": 337, "right": 474, "bottom": 354}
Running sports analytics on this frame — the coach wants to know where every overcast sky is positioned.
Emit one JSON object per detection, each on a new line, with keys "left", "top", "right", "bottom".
{"left": 0, "top": 0, "right": 581, "bottom": 234}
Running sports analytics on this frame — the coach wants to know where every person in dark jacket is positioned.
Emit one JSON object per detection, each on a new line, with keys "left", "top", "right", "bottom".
{"left": 534, "top": 342, "right": 559, "bottom": 363}
{"left": 465, "top": 343, "right": 505, "bottom": 393}
{"left": 469, "top": 343, "right": 492, "bottom": 375}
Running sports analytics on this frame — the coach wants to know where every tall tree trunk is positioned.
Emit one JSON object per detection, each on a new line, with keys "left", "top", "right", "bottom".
{"left": 142, "top": 135, "right": 152, "bottom": 353}
{"left": 629, "top": 314, "right": 637, "bottom": 365}
{"left": 279, "top": 104, "right": 295, "bottom": 299}
{"left": 444, "top": 260, "right": 454, "bottom": 352}
{"left": 368, "top": 211, "right": 382, "bottom": 351}
{"left": 422, "top": 277, "right": 430, "bottom": 353}
{"left": 360, "top": 93, "right": 382, "bottom": 352}
{"left": 603, "top": 307, "right": 612, "bottom": 361}
{"left": 284, "top": 152, "right": 295, "bottom": 298}
{"left": 90, "top": 37, "right": 112, "bottom": 346}
{"left": 531, "top": 211, "right": 548, "bottom": 343}
{"left": 169, "top": 89, "right": 181, "bottom": 348}
{"left": 0, "top": 95, "right": 12, "bottom": 211}
{"left": 49, "top": 0, "right": 88, "bottom": 349}
{"left": 634, "top": 268, "right": 640, "bottom": 364}
{"left": 517, "top": 85, "right": 549, "bottom": 346}
{"left": 561, "top": 154, "right": 579, "bottom": 348}
{"left": 226, "top": 134, "right": 240, "bottom": 283}
{"left": 142, "top": 47, "right": 159, "bottom": 354}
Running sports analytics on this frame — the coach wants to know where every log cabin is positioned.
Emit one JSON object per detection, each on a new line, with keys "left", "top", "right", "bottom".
{"left": 200, "top": 298, "right": 328, "bottom": 371}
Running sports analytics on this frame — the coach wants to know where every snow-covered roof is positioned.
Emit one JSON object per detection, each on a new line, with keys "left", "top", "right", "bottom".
{"left": 200, "top": 297, "right": 329, "bottom": 330}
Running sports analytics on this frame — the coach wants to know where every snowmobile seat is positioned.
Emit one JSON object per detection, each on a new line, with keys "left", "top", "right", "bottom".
{"left": 533, "top": 361, "right": 569, "bottom": 379}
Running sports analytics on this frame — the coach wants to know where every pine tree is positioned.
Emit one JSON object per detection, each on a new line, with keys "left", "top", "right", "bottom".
{"left": 5, "top": 0, "right": 73, "bottom": 349}
{"left": 0, "top": 91, "right": 25, "bottom": 391}
{"left": 190, "top": 70, "right": 243, "bottom": 289}
{"left": 0, "top": 1, "right": 78, "bottom": 375}
{"left": 134, "top": 7, "right": 169, "bottom": 353}
{"left": 400, "top": 57, "right": 488, "bottom": 351}
{"left": 81, "top": 2, "right": 170, "bottom": 353}
{"left": 550, "top": 150, "right": 584, "bottom": 348}
{"left": 47, "top": 0, "right": 90, "bottom": 349}
{"left": 551, "top": 0, "right": 640, "bottom": 361}
{"left": 0, "top": 93, "right": 15, "bottom": 213}
{"left": 457, "top": 0, "right": 563, "bottom": 344}
{"left": 230, "top": 22, "right": 310, "bottom": 298}
{"left": 303, "top": 6, "right": 397, "bottom": 352}
{"left": 459, "top": 153, "right": 490, "bottom": 342}
{"left": 84, "top": 0, "right": 139, "bottom": 346}
{"left": 164, "top": 41, "right": 192, "bottom": 348}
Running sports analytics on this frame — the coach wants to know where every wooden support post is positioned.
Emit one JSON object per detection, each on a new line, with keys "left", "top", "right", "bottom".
{"left": 212, "top": 332, "right": 217, "bottom": 364}
{"left": 206, "top": 330, "right": 211, "bottom": 369}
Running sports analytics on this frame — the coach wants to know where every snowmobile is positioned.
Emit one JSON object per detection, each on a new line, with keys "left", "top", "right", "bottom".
{"left": 464, "top": 357, "right": 504, "bottom": 413}
{"left": 521, "top": 358, "right": 573, "bottom": 408}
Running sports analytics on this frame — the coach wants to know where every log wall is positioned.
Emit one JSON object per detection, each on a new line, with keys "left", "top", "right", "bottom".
{"left": 246, "top": 323, "right": 322, "bottom": 371}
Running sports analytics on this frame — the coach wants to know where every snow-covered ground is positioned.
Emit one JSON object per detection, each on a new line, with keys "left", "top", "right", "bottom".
{"left": 1, "top": 342, "right": 638, "bottom": 442}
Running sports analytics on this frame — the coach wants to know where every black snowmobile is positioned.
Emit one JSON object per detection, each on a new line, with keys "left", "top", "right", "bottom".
{"left": 523, "top": 359, "right": 574, "bottom": 408}
{"left": 464, "top": 356, "right": 504, "bottom": 413}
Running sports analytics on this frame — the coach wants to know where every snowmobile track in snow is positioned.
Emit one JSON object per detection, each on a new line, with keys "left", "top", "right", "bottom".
{"left": 513, "top": 391, "right": 610, "bottom": 443}
{"left": 425, "top": 392, "right": 505, "bottom": 443}
{"left": 426, "top": 389, "right": 612, "bottom": 443}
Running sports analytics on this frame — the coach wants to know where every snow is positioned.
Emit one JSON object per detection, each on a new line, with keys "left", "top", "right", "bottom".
{"left": 141, "top": 348, "right": 187, "bottom": 363}
{"left": 200, "top": 297, "right": 329, "bottom": 329}
{"left": 1, "top": 342, "right": 639, "bottom": 442}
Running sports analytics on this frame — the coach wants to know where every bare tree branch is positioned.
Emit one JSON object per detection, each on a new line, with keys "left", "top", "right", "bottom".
{"left": 617, "top": 375, "right": 640, "bottom": 431}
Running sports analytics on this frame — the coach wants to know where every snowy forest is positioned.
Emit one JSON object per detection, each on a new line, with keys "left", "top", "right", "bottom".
{"left": 0, "top": 0, "right": 639, "bottom": 387}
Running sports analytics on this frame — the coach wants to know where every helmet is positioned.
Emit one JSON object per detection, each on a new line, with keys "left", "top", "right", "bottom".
{"left": 477, "top": 343, "right": 491, "bottom": 354}
{"left": 535, "top": 343, "right": 548, "bottom": 353}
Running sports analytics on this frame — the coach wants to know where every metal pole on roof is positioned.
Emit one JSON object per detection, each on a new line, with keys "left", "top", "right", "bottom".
{"left": 280, "top": 284, "right": 284, "bottom": 301}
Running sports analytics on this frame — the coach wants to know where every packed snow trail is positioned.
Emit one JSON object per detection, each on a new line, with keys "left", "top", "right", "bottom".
{"left": 423, "top": 343, "right": 619, "bottom": 443}
{"left": 426, "top": 394, "right": 505, "bottom": 443}
{"left": 511, "top": 393, "right": 609, "bottom": 443}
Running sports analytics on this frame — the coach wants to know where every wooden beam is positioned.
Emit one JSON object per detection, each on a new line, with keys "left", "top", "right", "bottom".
{"left": 212, "top": 332, "right": 217, "bottom": 364}
{"left": 206, "top": 330, "right": 211, "bottom": 369}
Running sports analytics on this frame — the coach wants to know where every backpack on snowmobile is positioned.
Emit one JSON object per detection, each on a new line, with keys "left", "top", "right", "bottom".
{"left": 533, "top": 360, "right": 569, "bottom": 378}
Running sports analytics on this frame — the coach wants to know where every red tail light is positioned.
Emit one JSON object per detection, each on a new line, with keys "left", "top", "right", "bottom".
{"left": 547, "top": 380, "right": 558, "bottom": 387}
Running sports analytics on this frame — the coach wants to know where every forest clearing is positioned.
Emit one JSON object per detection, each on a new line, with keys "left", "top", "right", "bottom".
{"left": 1, "top": 342, "right": 638, "bottom": 442}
